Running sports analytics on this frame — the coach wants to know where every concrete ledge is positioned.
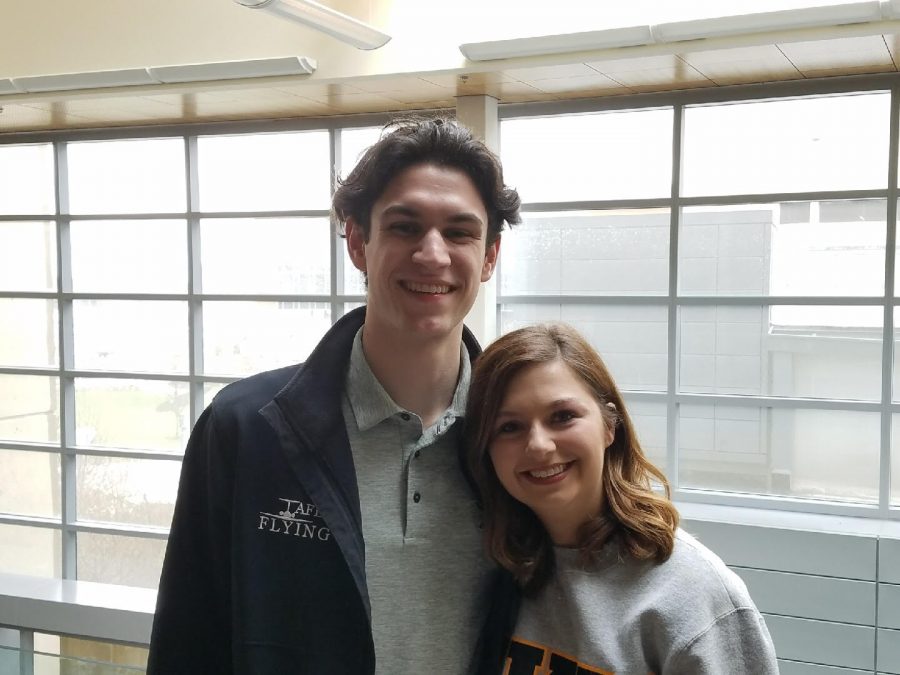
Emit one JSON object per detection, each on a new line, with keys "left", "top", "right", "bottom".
{"left": 0, "top": 574, "right": 155, "bottom": 645}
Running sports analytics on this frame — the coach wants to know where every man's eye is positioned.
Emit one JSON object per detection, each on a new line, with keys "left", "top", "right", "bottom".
{"left": 446, "top": 229, "right": 473, "bottom": 239}
{"left": 390, "top": 222, "right": 417, "bottom": 234}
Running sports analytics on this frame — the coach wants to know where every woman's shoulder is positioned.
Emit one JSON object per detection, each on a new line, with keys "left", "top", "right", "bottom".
{"left": 655, "top": 528, "right": 756, "bottom": 612}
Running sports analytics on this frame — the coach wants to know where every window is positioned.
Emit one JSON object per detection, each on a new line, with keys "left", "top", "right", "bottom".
{"left": 499, "top": 89, "right": 899, "bottom": 513}
{"left": 0, "top": 121, "right": 384, "bottom": 585}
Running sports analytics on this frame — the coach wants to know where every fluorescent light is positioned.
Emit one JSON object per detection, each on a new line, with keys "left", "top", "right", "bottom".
{"left": 458, "top": 2, "right": 890, "bottom": 61}
{"left": 460, "top": 25, "right": 653, "bottom": 61}
{"left": 1, "top": 57, "right": 317, "bottom": 95}
{"left": 12, "top": 69, "right": 156, "bottom": 93}
{"left": 235, "top": 0, "right": 390, "bottom": 50}
{"left": 654, "top": 2, "right": 883, "bottom": 42}
{"left": 149, "top": 56, "right": 316, "bottom": 83}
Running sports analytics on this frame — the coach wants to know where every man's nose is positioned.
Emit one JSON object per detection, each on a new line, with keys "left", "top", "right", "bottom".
{"left": 412, "top": 229, "right": 451, "bottom": 267}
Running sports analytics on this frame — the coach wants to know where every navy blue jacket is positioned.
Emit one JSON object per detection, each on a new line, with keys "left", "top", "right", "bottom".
{"left": 148, "top": 306, "right": 484, "bottom": 674}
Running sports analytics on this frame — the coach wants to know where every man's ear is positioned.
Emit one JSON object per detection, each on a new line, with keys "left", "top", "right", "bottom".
{"left": 345, "top": 219, "right": 368, "bottom": 273}
{"left": 481, "top": 235, "right": 501, "bottom": 282}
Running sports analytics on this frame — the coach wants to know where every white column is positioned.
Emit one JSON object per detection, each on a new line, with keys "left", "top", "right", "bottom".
{"left": 457, "top": 94, "right": 500, "bottom": 347}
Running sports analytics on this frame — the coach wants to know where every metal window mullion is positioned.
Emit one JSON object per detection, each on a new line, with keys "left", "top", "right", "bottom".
{"left": 675, "top": 392, "right": 884, "bottom": 412}
{"left": 194, "top": 208, "right": 330, "bottom": 219}
{"left": 60, "top": 211, "right": 189, "bottom": 221}
{"left": 4, "top": 209, "right": 333, "bottom": 221}
{"left": 330, "top": 128, "right": 343, "bottom": 322}
{"left": 1, "top": 111, "right": 396, "bottom": 146}
{"left": 69, "top": 521, "right": 169, "bottom": 539}
{"left": 0, "top": 441, "right": 60, "bottom": 454}
{"left": 0, "top": 214, "right": 52, "bottom": 222}
{"left": 882, "top": 85, "right": 900, "bottom": 515}
{"left": 497, "top": 72, "right": 900, "bottom": 121}
{"left": 54, "top": 141, "right": 77, "bottom": 581}
{"left": 0, "top": 514, "right": 63, "bottom": 529}
{"left": 0, "top": 511, "right": 168, "bottom": 538}
{"left": 496, "top": 294, "right": 890, "bottom": 306}
{"left": 667, "top": 104, "right": 684, "bottom": 488}
{"left": 518, "top": 189, "right": 887, "bottom": 214}
{"left": 674, "top": 487, "right": 900, "bottom": 519}
{"left": 18, "top": 628, "right": 34, "bottom": 675}
{"left": 14, "top": 292, "right": 347, "bottom": 302}
{"left": 497, "top": 294, "right": 668, "bottom": 305}
{"left": 186, "top": 135, "right": 204, "bottom": 424}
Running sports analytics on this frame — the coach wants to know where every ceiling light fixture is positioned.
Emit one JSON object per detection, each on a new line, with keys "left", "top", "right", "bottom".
{"left": 459, "top": 0, "right": 888, "bottom": 61}
{"left": 2, "top": 57, "right": 317, "bottom": 96}
{"left": 0, "top": 79, "right": 20, "bottom": 95}
{"left": 234, "top": 0, "right": 391, "bottom": 50}
{"left": 13, "top": 69, "right": 157, "bottom": 93}
{"left": 654, "top": 2, "right": 882, "bottom": 42}
{"left": 149, "top": 56, "right": 316, "bottom": 83}
{"left": 460, "top": 25, "right": 653, "bottom": 61}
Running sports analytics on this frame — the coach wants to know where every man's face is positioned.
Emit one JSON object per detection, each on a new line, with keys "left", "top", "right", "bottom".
{"left": 346, "top": 162, "right": 500, "bottom": 342}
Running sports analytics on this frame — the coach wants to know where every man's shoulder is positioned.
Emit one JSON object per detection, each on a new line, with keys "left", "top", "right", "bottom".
{"left": 211, "top": 364, "right": 303, "bottom": 419}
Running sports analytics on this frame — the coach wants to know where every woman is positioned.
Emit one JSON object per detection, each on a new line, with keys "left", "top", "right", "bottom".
{"left": 465, "top": 324, "right": 778, "bottom": 674}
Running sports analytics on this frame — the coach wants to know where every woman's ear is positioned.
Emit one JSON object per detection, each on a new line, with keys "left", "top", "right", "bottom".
{"left": 604, "top": 402, "right": 617, "bottom": 449}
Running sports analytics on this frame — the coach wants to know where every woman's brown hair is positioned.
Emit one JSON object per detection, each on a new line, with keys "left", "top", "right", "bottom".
{"left": 465, "top": 323, "right": 679, "bottom": 593}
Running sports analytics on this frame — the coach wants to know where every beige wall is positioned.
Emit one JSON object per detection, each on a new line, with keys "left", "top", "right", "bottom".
{"left": 1, "top": 0, "right": 500, "bottom": 81}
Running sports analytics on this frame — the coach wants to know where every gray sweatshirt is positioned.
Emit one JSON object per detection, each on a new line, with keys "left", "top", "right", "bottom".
{"left": 508, "top": 529, "right": 779, "bottom": 674}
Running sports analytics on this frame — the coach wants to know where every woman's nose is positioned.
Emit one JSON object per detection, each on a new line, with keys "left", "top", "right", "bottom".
{"left": 525, "top": 424, "right": 555, "bottom": 455}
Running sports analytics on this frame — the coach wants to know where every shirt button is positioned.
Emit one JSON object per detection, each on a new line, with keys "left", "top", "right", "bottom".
{"left": 413, "top": 491, "right": 421, "bottom": 503}
{"left": 400, "top": 412, "right": 411, "bottom": 421}
{"left": 414, "top": 450, "right": 420, "bottom": 459}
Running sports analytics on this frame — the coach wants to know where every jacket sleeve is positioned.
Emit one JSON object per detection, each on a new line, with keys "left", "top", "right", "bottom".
{"left": 668, "top": 608, "right": 779, "bottom": 674}
{"left": 469, "top": 568, "right": 521, "bottom": 675}
{"left": 147, "top": 405, "right": 235, "bottom": 675}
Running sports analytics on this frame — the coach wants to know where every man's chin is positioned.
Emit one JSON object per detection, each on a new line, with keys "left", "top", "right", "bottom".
{"left": 404, "top": 315, "right": 463, "bottom": 340}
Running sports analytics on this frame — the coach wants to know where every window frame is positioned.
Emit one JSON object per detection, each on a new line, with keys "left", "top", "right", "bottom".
{"left": 497, "top": 73, "right": 900, "bottom": 520}
{"left": 0, "top": 112, "right": 398, "bottom": 581}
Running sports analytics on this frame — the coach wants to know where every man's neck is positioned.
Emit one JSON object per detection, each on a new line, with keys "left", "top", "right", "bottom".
{"left": 360, "top": 324, "right": 464, "bottom": 428}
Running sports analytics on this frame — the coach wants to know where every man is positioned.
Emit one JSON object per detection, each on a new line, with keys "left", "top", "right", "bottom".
{"left": 147, "top": 117, "right": 521, "bottom": 674}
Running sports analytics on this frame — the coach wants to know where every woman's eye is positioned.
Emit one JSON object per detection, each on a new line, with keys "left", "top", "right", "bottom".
{"left": 552, "top": 410, "right": 576, "bottom": 424}
{"left": 495, "top": 421, "right": 519, "bottom": 435}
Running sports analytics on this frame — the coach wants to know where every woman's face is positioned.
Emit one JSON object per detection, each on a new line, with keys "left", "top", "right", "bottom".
{"left": 487, "top": 359, "right": 613, "bottom": 546}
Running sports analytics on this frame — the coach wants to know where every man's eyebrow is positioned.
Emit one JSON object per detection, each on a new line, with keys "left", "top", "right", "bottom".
{"left": 379, "top": 204, "right": 485, "bottom": 226}
{"left": 447, "top": 212, "right": 485, "bottom": 226}
{"left": 380, "top": 204, "right": 419, "bottom": 219}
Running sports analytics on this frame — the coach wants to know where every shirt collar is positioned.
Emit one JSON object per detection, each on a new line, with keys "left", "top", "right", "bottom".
{"left": 345, "top": 327, "right": 471, "bottom": 432}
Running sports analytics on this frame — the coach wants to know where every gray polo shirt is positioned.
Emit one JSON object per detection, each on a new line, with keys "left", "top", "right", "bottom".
{"left": 342, "top": 328, "right": 490, "bottom": 674}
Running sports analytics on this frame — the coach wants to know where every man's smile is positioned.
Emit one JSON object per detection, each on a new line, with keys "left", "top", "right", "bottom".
{"left": 401, "top": 280, "right": 453, "bottom": 294}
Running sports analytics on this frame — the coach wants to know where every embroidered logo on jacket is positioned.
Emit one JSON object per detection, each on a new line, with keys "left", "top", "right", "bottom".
{"left": 257, "top": 497, "right": 332, "bottom": 542}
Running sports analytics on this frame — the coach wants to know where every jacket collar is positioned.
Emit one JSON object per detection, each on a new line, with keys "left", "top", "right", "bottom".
{"left": 270, "top": 305, "right": 481, "bottom": 452}
{"left": 346, "top": 327, "right": 472, "bottom": 432}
